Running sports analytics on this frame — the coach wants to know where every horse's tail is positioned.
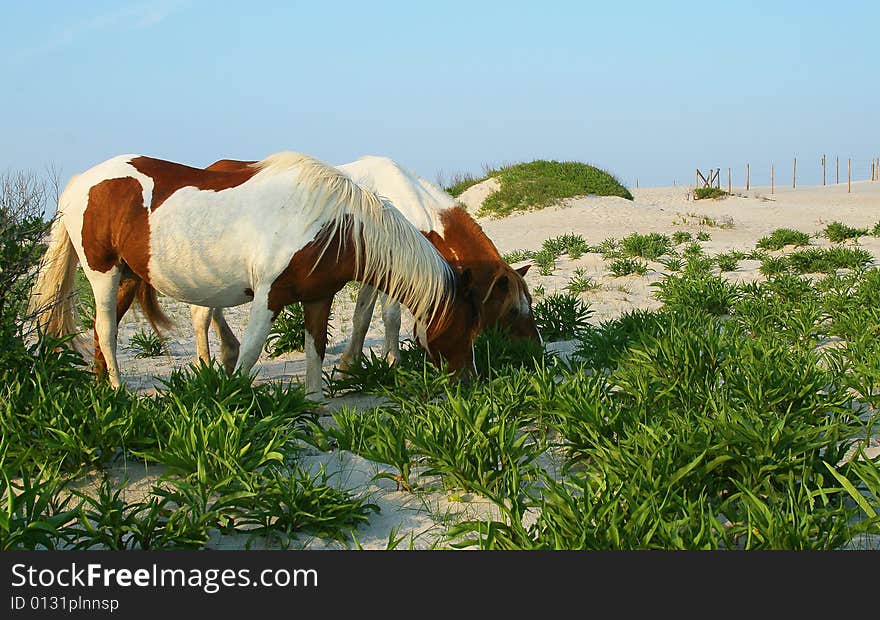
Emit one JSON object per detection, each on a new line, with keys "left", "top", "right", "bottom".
{"left": 134, "top": 279, "right": 173, "bottom": 336}
{"left": 27, "top": 215, "right": 81, "bottom": 343}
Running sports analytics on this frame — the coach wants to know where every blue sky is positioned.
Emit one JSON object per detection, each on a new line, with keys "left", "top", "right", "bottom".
{"left": 1, "top": 0, "right": 878, "bottom": 188}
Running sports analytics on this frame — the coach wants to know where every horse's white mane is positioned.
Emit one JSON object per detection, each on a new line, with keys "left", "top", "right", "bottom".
{"left": 255, "top": 152, "right": 454, "bottom": 326}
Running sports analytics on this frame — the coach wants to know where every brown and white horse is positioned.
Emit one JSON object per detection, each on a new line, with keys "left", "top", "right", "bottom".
{"left": 28, "top": 152, "right": 481, "bottom": 396}
{"left": 192, "top": 156, "right": 540, "bottom": 379}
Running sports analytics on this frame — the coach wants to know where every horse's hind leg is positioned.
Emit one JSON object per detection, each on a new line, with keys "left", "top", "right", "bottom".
{"left": 190, "top": 305, "right": 213, "bottom": 367}
{"left": 338, "top": 283, "right": 379, "bottom": 370}
{"left": 87, "top": 266, "right": 123, "bottom": 387}
{"left": 211, "top": 308, "right": 240, "bottom": 374}
{"left": 380, "top": 294, "right": 402, "bottom": 365}
{"left": 302, "top": 297, "right": 334, "bottom": 400}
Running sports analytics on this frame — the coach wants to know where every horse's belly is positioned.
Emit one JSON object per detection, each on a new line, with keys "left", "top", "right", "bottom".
{"left": 146, "top": 215, "right": 257, "bottom": 308}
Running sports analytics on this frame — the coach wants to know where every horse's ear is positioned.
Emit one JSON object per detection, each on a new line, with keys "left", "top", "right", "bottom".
{"left": 515, "top": 264, "right": 531, "bottom": 276}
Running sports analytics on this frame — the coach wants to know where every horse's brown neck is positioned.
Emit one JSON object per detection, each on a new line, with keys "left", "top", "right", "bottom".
{"left": 428, "top": 205, "right": 504, "bottom": 289}
{"left": 436, "top": 205, "right": 502, "bottom": 264}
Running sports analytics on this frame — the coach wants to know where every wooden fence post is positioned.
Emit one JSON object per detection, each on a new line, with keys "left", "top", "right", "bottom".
{"left": 793, "top": 157, "right": 797, "bottom": 189}
{"left": 822, "top": 154, "right": 826, "bottom": 186}
{"left": 728, "top": 167, "right": 731, "bottom": 194}
{"left": 746, "top": 163, "right": 750, "bottom": 191}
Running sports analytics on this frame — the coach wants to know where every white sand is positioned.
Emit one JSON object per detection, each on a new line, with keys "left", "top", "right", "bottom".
{"left": 105, "top": 179, "right": 880, "bottom": 549}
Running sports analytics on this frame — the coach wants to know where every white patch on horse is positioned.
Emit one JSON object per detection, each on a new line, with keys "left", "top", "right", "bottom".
{"left": 337, "top": 156, "right": 454, "bottom": 235}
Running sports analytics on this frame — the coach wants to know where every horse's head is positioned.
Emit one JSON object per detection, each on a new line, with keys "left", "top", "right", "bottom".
{"left": 417, "top": 268, "right": 481, "bottom": 380}
{"left": 479, "top": 263, "right": 541, "bottom": 344}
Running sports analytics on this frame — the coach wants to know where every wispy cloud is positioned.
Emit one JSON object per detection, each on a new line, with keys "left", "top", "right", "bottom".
{"left": 8, "top": 0, "right": 187, "bottom": 65}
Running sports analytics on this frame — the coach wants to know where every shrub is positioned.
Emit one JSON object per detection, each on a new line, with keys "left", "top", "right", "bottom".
{"left": 652, "top": 272, "right": 739, "bottom": 316}
{"left": 501, "top": 249, "right": 535, "bottom": 264}
{"left": 532, "top": 248, "right": 557, "bottom": 276}
{"left": 533, "top": 293, "right": 593, "bottom": 341}
{"left": 672, "top": 231, "right": 693, "bottom": 245}
{"left": 619, "top": 232, "right": 672, "bottom": 260}
{"left": 565, "top": 268, "right": 600, "bottom": 295}
{"left": 609, "top": 257, "right": 648, "bottom": 277}
{"left": 542, "top": 233, "right": 591, "bottom": 259}
{"left": 824, "top": 221, "right": 868, "bottom": 243}
{"left": 756, "top": 228, "right": 812, "bottom": 251}
{"left": 472, "top": 326, "right": 547, "bottom": 378}
{"left": 0, "top": 171, "right": 53, "bottom": 335}
{"left": 693, "top": 187, "right": 728, "bottom": 200}
{"left": 715, "top": 251, "right": 742, "bottom": 272}
{"left": 129, "top": 329, "right": 165, "bottom": 358}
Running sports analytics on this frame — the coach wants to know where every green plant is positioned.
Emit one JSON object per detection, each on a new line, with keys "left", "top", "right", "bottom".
{"left": 407, "top": 388, "right": 540, "bottom": 494}
{"left": 532, "top": 248, "right": 557, "bottom": 276}
{"left": 619, "top": 232, "right": 672, "bottom": 260}
{"left": 672, "top": 231, "right": 693, "bottom": 245}
{"left": 694, "top": 187, "right": 728, "bottom": 200}
{"left": 652, "top": 272, "right": 739, "bottom": 316}
{"left": 756, "top": 228, "right": 812, "bottom": 251}
{"left": 575, "top": 309, "right": 669, "bottom": 370}
{"left": 501, "top": 249, "right": 535, "bottom": 264}
{"left": 565, "top": 268, "right": 600, "bottom": 295}
{"left": 683, "top": 242, "right": 705, "bottom": 258}
{"left": 661, "top": 257, "right": 684, "bottom": 272}
{"left": 1, "top": 461, "right": 80, "bottom": 550}
{"left": 472, "top": 160, "right": 633, "bottom": 217}
{"left": 533, "top": 293, "right": 592, "bottom": 341}
{"left": 696, "top": 231, "right": 711, "bottom": 242}
{"left": 824, "top": 221, "right": 868, "bottom": 243}
{"left": 129, "top": 329, "right": 165, "bottom": 358}
{"left": 609, "top": 257, "right": 648, "bottom": 277}
{"left": 715, "top": 251, "right": 742, "bottom": 272}
{"left": 787, "top": 247, "right": 873, "bottom": 274}
{"left": 473, "top": 326, "right": 547, "bottom": 377}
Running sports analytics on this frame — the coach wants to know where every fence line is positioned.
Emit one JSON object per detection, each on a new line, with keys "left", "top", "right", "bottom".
{"left": 691, "top": 154, "right": 879, "bottom": 192}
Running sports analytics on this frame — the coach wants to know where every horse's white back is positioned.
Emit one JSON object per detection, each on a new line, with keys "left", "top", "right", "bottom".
{"left": 337, "top": 156, "right": 455, "bottom": 234}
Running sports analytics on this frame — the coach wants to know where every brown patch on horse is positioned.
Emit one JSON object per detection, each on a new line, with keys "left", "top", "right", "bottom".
{"left": 267, "top": 223, "right": 360, "bottom": 313}
{"left": 205, "top": 159, "right": 257, "bottom": 172}
{"left": 130, "top": 156, "right": 260, "bottom": 211}
{"left": 82, "top": 177, "right": 151, "bottom": 275}
{"left": 82, "top": 157, "right": 262, "bottom": 280}
{"left": 437, "top": 205, "right": 504, "bottom": 266}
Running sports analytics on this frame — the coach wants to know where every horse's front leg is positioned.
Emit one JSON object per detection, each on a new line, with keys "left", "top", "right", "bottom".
{"left": 234, "top": 290, "right": 275, "bottom": 378}
{"left": 302, "top": 297, "right": 334, "bottom": 400}
{"left": 338, "top": 284, "right": 379, "bottom": 370}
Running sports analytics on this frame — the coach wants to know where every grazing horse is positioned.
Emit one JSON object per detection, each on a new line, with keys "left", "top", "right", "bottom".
{"left": 192, "top": 156, "right": 540, "bottom": 376}
{"left": 28, "top": 152, "right": 480, "bottom": 396}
